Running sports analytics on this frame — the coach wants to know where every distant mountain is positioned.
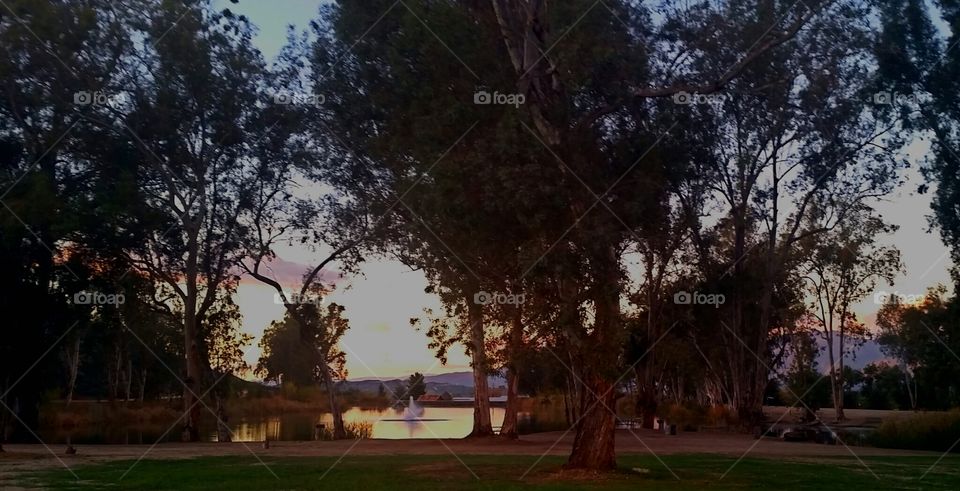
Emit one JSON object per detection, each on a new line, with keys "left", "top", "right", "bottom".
{"left": 815, "top": 338, "right": 889, "bottom": 370}
{"left": 423, "top": 371, "right": 507, "bottom": 388}
{"left": 340, "top": 371, "right": 506, "bottom": 396}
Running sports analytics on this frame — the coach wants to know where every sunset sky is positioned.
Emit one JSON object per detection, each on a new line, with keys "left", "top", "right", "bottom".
{"left": 219, "top": 0, "right": 955, "bottom": 379}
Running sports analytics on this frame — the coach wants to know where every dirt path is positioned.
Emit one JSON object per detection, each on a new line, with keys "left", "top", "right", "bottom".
{"left": 0, "top": 428, "right": 938, "bottom": 478}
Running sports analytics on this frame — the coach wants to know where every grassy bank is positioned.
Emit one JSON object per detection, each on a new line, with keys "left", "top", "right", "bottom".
{"left": 16, "top": 454, "right": 960, "bottom": 490}
{"left": 870, "top": 410, "right": 960, "bottom": 452}
{"left": 41, "top": 389, "right": 391, "bottom": 429}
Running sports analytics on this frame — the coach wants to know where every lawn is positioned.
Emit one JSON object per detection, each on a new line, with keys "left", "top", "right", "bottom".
{"left": 14, "top": 454, "right": 960, "bottom": 490}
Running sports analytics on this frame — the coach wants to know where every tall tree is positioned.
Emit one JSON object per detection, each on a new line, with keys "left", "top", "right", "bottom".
{"left": 800, "top": 207, "right": 901, "bottom": 420}
{"left": 0, "top": 0, "right": 139, "bottom": 441}
{"left": 305, "top": 0, "right": 851, "bottom": 469}
{"left": 116, "top": 1, "right": 276, "bottom": 441}
{"left": 668, "top": 0, "right": 906, "bottom": 425}
{"left": 877, "top": 287, "right": 960, "bottom": 409}
{"left": 488, "top": 0, "right": 858, "bottom": 467}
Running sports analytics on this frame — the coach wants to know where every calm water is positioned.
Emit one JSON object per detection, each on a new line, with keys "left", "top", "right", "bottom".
{"left": 218, "top": 407, "right": 507, "bottom": 442}
{"left": 42, "top": 406, "right": 507, "bottom": 444}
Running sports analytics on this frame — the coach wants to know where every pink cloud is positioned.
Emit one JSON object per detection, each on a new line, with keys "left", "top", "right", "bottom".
{"left": 239, "top": 256, "right": 342, "bottom": 288}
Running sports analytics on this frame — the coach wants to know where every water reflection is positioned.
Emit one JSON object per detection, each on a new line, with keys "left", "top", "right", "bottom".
{"left": 41, "top": 406, "right": 509, "bottom": 444}
{"left": 207, "top": 407, "right": 507, "bottom": 442}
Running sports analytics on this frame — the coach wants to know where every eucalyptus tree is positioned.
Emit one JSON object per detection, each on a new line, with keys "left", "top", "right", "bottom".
{"left": 799, "top": 206, "right": 902, "bottom": 421}
{"left": 302, "top": 0, "right": 559, "bottom": 438}
{"left": 0, "top": 0, "right": 142, "bottom": 440}
{"left": 256, "top": 296, "right": 350, "bottom": 394}
{"left": 876, "top": 287, "right": 960, "bottom": 409}
{"left": 483, "top": 0, "right": 862, "bottom": 467}
{"left": 660, "top": 0, "right": 907, "bottom": 424}
{"left": 114, "top": 1, "right": 283, "bottom": 441}
{"left": 876, "top": 0, "right": 960, "bottom": 284}
{"left": 302, "top": 0, "right": 852, "bottom": 469}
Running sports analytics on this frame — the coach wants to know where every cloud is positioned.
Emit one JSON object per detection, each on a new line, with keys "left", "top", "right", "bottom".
{"left": 239, "top": 256, "right": 341, "bottom": 288}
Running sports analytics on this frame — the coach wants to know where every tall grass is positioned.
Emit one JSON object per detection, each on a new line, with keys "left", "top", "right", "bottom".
{"left": 315, "top": 421, "right": 373, "bottom": 440}
{"left": 41, "top": 402, "right": 180, "bottom": 429}
{"left": 870, "top": 410, "right": 960, "bottom": 452}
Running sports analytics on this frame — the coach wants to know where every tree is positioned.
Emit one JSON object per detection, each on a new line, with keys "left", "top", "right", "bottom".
{"left": 114, "top": 1, "right": 278, "bottom": 441}
{"left": 304, "top": 0, "right": 860, "bottom": 470}
{"left": 875, "top": 0, "right": 960, "bottom": 286}
{"left": 800, "top": 207, "right": 902, "bottom": 420}
{"left": 781, "top": 328, "right": 831, "bottom": 420}
{"left": 488, "top": 0, "right": 889, "bottom": 467}
{"left": 877, "top": 287, "right": 960, "bottom": 409}
{"left": 403, "top": 372, "right": 427, "bottom": 401}
{"left": 242, "top": 199, "right": 360, "bottom": 441}
{"left": 860, "top": 362, "right": 911, "bottom": 410}
{"left": 256, "top": 297, "right": 349, "bottom": 390}
{"left": 257, "top": 317, "right": 323, "bottom": 387}
{"left": 303, "top": 0, "right": 550, "bottom": 439}
{"left": 0, "top": 0, "right": 141, "bottom": 441}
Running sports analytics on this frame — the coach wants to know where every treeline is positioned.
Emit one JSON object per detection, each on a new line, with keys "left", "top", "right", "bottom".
{"left": 2, "top": 0, "right": 960, "bottom": 469}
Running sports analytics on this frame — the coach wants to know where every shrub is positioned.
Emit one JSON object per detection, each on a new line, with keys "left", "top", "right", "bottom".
{"left": 870, "top": 410, "right": 960, "bottom": 452}
{"left": 316, "top": 421, "right": 373, "bottom": 440}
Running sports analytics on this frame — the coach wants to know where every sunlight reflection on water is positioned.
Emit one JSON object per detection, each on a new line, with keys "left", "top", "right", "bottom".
{"left": 208, "top": 407, "right": 507, "bottom": 441}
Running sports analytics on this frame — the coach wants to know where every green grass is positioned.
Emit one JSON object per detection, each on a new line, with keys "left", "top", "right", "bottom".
{"left": 14, "top": 454, "right": 960, "bottom": 490}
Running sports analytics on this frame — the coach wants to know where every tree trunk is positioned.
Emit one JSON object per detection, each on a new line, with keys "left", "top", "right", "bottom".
{"left": 108, "top": 344, "right": 122, "bottom": 403}
{"left": 183, "top": 225, "right": 204, "bottom": 442}
{"left": 566, "top": 373, "right": 617, "bottom": 470}
{"left": 826, "top": 325, "right": 842, "bottom": 422}
{"left": 500, "top": 368, "right": 521, "bottom": 438}
{"left": 319, "top": 358, "right": 346, "bottom": 439}
{"left": 216, "top": 395, "right": 232, "bottom": 442}
{"left": 635, "top": 366, "right": 657, "bottom": 429}
{"left": 567, "top": 245, "right": 619, "bottom": 470}
{"left": 500, "top": 302, "right": 524, "bottom": 438}
{"left": 836, "top": 326, "right": 846, "bottom": 421}
{"left": 139, "top": 368, "right": 147, "bottom": 403}
{"left": 466, "top": 293, "right": 493, "bottom": 437}
{"left": 64, "top": 335, "right": 81, "bottom": 406}
{"left": 124, "top": 357, "right": 133, "bottom": 404}
{"left": 182, "top": 313, "right": 203, "bottom": 441}
{"left": 904, "top": 367, "right": 916, "bottom": 410}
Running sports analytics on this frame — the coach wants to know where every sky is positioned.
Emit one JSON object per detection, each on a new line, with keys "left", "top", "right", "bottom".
{"left": 215, "top": 0, "right": 955, "bottom": 379}
{"left": 216, "top": 0, "right": 470, "bottom": 379}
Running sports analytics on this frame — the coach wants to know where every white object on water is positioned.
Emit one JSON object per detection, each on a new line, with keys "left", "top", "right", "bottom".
{"left": 403, "top": 396, "right": 424, "bottom": 420}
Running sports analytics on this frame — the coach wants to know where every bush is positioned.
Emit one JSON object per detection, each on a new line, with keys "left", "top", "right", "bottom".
{"left": 870, "top": 410, "right": 960, "bottom": 452}
{"left": 316, "top": 421, "right": 373, "bottom": 440}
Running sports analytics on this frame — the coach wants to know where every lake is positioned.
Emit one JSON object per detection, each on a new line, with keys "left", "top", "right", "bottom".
{"left": 223, "top": 406, "right": 508, "bottom": 441}
{"left": 42, "top": 406, "right": 509, "bottom": 444}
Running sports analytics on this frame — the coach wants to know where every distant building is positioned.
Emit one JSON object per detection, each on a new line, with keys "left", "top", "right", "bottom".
{"left": 418, "top": 392, "right": 453, "bottom": 402}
